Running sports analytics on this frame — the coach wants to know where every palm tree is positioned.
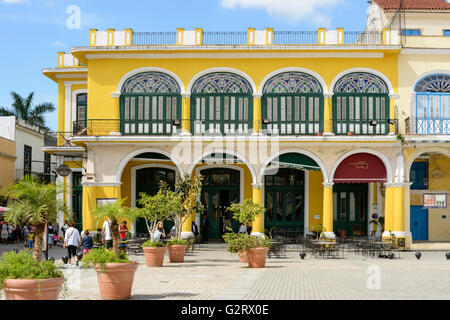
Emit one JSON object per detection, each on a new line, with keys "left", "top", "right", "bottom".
{"left": 0, "top": 176, "right": 67, "bottom": 261}
{"left": 91, "top": 198, "right": 135, "bottom": 256}
{"left": 0, "top": 92, "right": 55, "bottom": 127}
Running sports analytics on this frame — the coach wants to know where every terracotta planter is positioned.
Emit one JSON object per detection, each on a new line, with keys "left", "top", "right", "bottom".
{"left": 316, "top": 132, "right": 323, "bottom": 136}
{"left": 247, "top": 247, "right": 269, "bottom": 268}
{"left": 167, "top": 244, "right": 187, "bottom": 263}
{"left": 238, "top": 250, "right": 249, "bottom": 263}
{"left": 3, "top": 277, "right": 64, "bottom": 300}
{"left": 143, "top": 246, "right": 166, "bottom": 267}
{"left": 94, "top": 263, "right": 138, "bottom": 300}
{"left": 347, "top": 131, "right": 355, "bottom": 136}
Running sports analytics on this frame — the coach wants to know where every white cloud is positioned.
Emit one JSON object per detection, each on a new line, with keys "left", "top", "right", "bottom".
{"left": 220, "top": 0, "right": 344, "bottom": 26}
{"left": 51, "top": 40, "right": 67, "bottom": 48}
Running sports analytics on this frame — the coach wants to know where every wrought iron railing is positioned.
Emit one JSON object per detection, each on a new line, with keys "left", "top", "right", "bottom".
{"left": 73, "top": 119, "right": 182, "bottom": 136}
{"left": 344, "top": 31, "right": 383, "bottom": 45}
{"left": 334, "top": 119, "right": 390, "bottom": 135}
{"left": 15, "top": 169, "right": 56, "bottom": 183}
{"left": 132, "top": 32, "right": 177, "bottom": 45}
{"left": 273, "top": 31, "right": 318, "bottom": 45}
{"left": 415, "top": 118, "right": 450, "bottom": 135}
{"left": 202, "top": 32, "right": 248, "bottom": 45}
{"left": 262, "top": 120, "right": 323, "bottom": 135}
{"left": 44, "top": 132, "right": 75, "bottom": 147}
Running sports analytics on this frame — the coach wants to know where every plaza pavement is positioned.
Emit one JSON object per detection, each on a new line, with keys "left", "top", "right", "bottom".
{"left": 0, "top": 242, "right": 449, "bottom": 300}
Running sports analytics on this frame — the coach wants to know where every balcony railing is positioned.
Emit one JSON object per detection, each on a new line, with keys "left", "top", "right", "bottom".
{"left": 202, "top": 32, "right": 248, "bottom": 45}
{"left": 132, "top": 32, "right": 177, "bottom": 45}
{"left": 44, "top": 132, "right": 75, "bottom": 147}
{"left": 343, "top": 31, "right": 383, "bottom": 45}
{"left": 334, "top": 119, "right": 390, "bottom": 135}
{"left": 273, "top": 31, "right": 318, "bottom": 45}
{"left": 73, "top": 119, "right": 182, "bottom": 136}
{"left": 415, "top": 118, "right": 450, "bottom": 135}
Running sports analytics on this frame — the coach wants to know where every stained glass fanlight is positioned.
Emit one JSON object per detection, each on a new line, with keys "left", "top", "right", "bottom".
{"left": 415, "top": 74, "right": 450, "bottom": 93}
{"left": 122, "top": 72, "right": 181, "bottom": 94}
{"left": 192, "top": 72, "right": 253, "bottom": 94}
{"left": 263, "top": 72, "right": 323, "bottom": 94}
{"left": 334, "top": 72, "right": 389, "bottom": 94}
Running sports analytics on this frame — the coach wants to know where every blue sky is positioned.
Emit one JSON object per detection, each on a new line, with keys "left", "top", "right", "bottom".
{"left": 0, "top": 0, "right": 370, "bottom": 130}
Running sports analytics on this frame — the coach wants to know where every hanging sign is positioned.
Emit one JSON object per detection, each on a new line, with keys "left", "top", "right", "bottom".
{"left": 423, "top": 193, "right": 447, "bottom": 209}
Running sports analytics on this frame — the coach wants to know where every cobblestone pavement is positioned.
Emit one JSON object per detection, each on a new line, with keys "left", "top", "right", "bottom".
{"left": 1, "top": 243, "right": 449, "bottom": 300}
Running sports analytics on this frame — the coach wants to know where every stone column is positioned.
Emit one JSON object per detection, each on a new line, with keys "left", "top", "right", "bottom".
{"left": 251, "top": 183, "right": 264, "bottom": 237}
{"left": 322, "top": 182, "right": 335, "bottom": 236}
{"left": 181, "top": 93, "right": 191, "bottom": 135}
{"left": 323, "top": 93, "right": 334, "bottom": 135}
{"left": 253, "top": 93, "right": 262, "bottom": 135}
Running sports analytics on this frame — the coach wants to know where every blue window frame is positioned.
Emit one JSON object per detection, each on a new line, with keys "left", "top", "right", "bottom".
{"left": 410, "top": 161, "right": 428, "bottom": 190}
{"left": 444, "top": 30, "right": 450, "bottom": 36}
{"left": 401, "top": 29, "right": 421, "bottom": 36}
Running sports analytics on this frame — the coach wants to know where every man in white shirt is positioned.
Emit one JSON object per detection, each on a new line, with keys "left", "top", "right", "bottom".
{"left": 102, "top": 219, "right": 113, "bottom": 250}
{"left": 63, "top": 221, "right": 81, "bottom": 266}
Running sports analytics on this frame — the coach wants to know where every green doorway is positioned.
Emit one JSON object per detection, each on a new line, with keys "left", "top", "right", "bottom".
{"left": 200, "top": 168, "right": 240, "bottom": 239}
{"left": 72, "top": 172, "right": 83, "bottom": 232}
{"left": 135, "top": 167, "right": 176, "bottom": 235}
{"left": 333, "top": 183, "right": 368, "bottom": 237}
{"left": 264, "top": 168, "right": 305, "bottom": 231}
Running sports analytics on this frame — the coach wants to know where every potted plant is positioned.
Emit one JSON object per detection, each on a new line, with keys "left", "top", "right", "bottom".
{"left": 83, "top": 198, "right": 138, "bottom": 300}
{"left": 0, "top": 176, "right": 66, "bottom": 300}
{"left": 141, "top": 240, "right": 166, "bottom": 267}
{"left": 223, "top": 233, "right": 271, "bottom": 268}
{"left": 135, "top": 187, "right": 180, "bottom": 267}
{"left": 347, "top": 131, "right": 355, "bottom": 136}
{"left": 225, "top": 200, "right": 269, "bottom": 267}
{"left": 223, "top": 232, "right": 248, "bottom": 262}
{"left": 246, "top": 236, "right": 271, "bottom": 268}
{"left": 165, "top": 175, "right": 203, "bottom": 263}
{"left": 0, "top": 250, "right": 64, "bottom": 300}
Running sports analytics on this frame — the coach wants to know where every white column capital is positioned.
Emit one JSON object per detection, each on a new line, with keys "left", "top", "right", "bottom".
{"left": 253, "top": 93, "right": 263, "bottom": 99}
{"left": 324, "top": 92, "right": 334, "bottom": 98}
{"left": 389, "top": 93, "right": 400, "bottom": 99}
{"left": 111, "top": 92, "right": 121, "bottom": 98}
{"left": 322, "top": 182, "right": 334, "bottom": 188}
{"left": 384, "top": 182, "right": 411, "bottom": 188}
{"left": 181, "top": 92, "right": 191, "bottom": 98}
{"left": 252, "top": 183, "right": 263, "bottom": 190}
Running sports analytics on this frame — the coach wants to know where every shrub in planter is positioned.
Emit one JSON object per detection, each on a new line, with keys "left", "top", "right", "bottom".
{"left": 246, "top": 236, "right": 271, "bottom": 268}
{"left": 88, "top": 199, "right": 138, "bottom": 300}
{"left": 223, "top": 232, "right": 249, "bottom": 262}
{"left": 166, "top": 239, "right": 188, "bottom": 263}
{"left": 82, "top": 247, "right": 137, "bottom": 300}
{"left": 0, "top": 250, "right": 64, "bottom": 300}
{"left": 142, "top": 240, "right": 166, "bottom": 267}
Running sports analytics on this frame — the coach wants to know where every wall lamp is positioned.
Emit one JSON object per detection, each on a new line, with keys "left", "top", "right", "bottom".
{"left": 369, "top": 120, "right": 378, "bottom": 127}
{"left": 387, "top": 119, "right": 397, "bottom": 125}
{"left": 262, "top": 119, "right": 270, "bottom": 125}
{"left": 172, "top": 120, "right": 181, "bottom": 126}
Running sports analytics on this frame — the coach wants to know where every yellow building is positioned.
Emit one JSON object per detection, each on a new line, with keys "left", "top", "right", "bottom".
{"left": 0, "top": 134, "right": 16, "bottom": 199}
{"left": 42, "top": 0, "right": 450, "bottom": 247}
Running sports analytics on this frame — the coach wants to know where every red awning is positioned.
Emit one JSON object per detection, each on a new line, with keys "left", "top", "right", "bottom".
{"left": 334, "top": 153, "right": 387, "bottom": 183}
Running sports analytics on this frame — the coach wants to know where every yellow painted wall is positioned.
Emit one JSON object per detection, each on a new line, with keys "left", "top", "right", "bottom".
{"left": 0, "top": 137, "right": 16, "bottom": 190}
{"left": 308, "top": 170, "right": 324, "bottom": 231}
{"left": 85, "top": 54, "right": 398, "bottom": 121}
{"left": 410, "top": 155, "right": 450, "bottom": 241}
{"left": 82, "top": 185, "right": 121, "bottom": 231}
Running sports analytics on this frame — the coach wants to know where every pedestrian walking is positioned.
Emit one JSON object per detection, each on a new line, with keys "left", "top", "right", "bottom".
{"left": 102, "top": 219, "right": 113, "bottom": 250}
{"left": 63, "top": 221, "right": 81, "bottom": 266}
{"left": 80, "top": 230, "right": 93, "bottom": 254}
{"left": 119, "top": 221, "right": 128, "bottom": 253}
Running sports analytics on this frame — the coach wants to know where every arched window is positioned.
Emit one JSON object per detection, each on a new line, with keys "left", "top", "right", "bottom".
{"left": 191, "top": 72, "right": 253, "bottom": 135}
{"left": 333, "top": 72, "right": 389, "bottom": 135}
{"left": 262, "top": 72, "right": 323, "bottom": 135}
{"left": 414, "top": 74, "right": 450, "bottom": 134}
{"left": 120, "top": 72, "right": 181, "bottom": 135}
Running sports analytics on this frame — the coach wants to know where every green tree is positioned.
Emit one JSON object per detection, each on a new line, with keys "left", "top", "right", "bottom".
{"left": 0, "top": 92, "right": 55, "bottom": 127}
{"left": 166, "top": 175, "right": 204, "bottom": 239}
{"left": 136, "top": 187, "right": 182, "bottom": 241}
{"left": 90, "top": 198, "right": 135, "bottom": 256}
{"left": 227, "top": 199, "right": 265, "bottom": 230}
{"left": 0, "top": 176, "right": 66, "bottom": 261}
